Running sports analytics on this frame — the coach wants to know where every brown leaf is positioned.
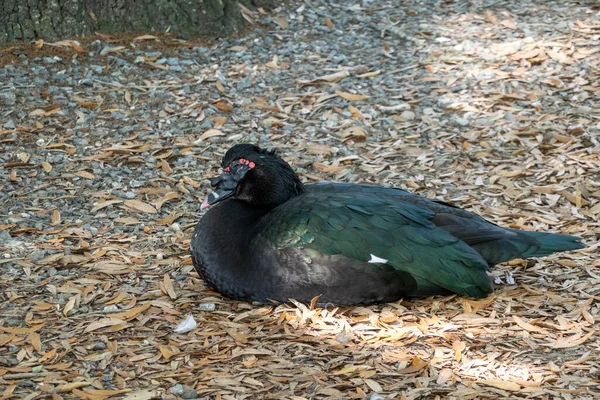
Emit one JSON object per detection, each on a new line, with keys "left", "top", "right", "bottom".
{"left": 163, "top": 273, "right": 177, "bottom": 300}
{"left": 63, "top": 295, "right": 77, "bottom": 317}
{"left": 274, "top": 16, "right": 289, "bottom": 30}
{"left": 160, "top": 159, "right": 172, "bottom": 175}
{"left": 159, "top": 345, "right": 180, "bottom": 360}
{"left": 56, "top": 382, "right": 92, "bottom": 392}
{"left": 133, "top": 34, "right": 158, "bottom": 41}
{"left": 212, "top": 116, "right": 227, "bottom": 129}
{"left": 213, "top": 101, "right": 233, "bottom": 112}
{"left": 338, "top": 126, "right": 367, "bottom": 140}
{"left": 123, "top": 200, "right": 157, "bottom": 214}
{"left": 154, "top": 192, "right": 179, "bottom": 211}
{"left": 325, "top": 17, "right": 334, "bottom": 29}
{"left": 547, "top": 49, "right": 572, "bottom": 64}
{"left": 484, "top": 11, "right": 498, "bottom": 24}
{"left": 313, "top": 162, "right": 347, "bottom": 173}
{"left": 91, "top": 200, "right": 123, "bottom": 213}
{"left": 51, "top": 210, "right": 61, "bottom": 225}
{"left": 229, "top": 45, "right": 248, "bottom": 51}
{"left": 76, "top": 170, "right": 95, "bottom": 180}
{"left": 85, "top": 318, "right": 127, "bottom": 333}
{"left": 121, "top": 390, "right": 159, "bottom": 400}
{"left": 110, "top": 303, "right": 151, "bottom": 321}
{"left": 547, "top": 329, "right": 595, "bottom": 349}
{"left": 145, "top": 61, "right": 168, "bottom": 71}
{"left": 336, "top": 91, "right": 370, "bottom": 101}
{"left": 307, "top": 144, "right": 334, "bottom": 156}
{"left": 513, "top": 315, "right": 548, "bottom": 334}
{"left": 477, "top": 380, "right": 521, "bottom": 391}
{"left": 501, "top": 19, "right": 518, "bottom": 30}
{"left": 196, "top": 128, "right": 225, "bottom": 142}
{"left": 93, "top": 261, "right": 132, "bottom": 275}
{"left": 298, "top": 70, "right": 350, "bottom": 85}
{"left": 29, "top": 332, "right": 41, "bottom": 352}
{"left": 41, "top": 161, "right": 52, "bottom": 172}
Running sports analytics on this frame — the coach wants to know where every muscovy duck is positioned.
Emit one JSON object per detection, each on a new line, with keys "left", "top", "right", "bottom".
{"left": 191, "top": 144, "right": 585, "bottom": 305}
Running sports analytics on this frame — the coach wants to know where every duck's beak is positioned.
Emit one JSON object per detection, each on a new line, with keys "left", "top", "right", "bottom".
{"left": 201, "top": 189, "right": 234, "bottom": 209}
{"left": 200, "top": 170, "right": 241, "bottom": 210}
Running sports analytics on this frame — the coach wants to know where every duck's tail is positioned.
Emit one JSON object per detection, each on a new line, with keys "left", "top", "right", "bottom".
{"left": 515, "top": 231, "right": 586, "bottom": 258}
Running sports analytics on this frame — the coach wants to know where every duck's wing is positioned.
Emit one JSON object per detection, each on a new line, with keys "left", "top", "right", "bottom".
{"left": 324, "top": 183, "right": 584, "bottom": 265}
{"left": 256, "top": 183, "right": 493, "bottom": 298}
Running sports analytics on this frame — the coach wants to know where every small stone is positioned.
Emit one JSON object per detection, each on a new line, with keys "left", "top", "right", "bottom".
{"left": 336, "top": 331, "right": 352, "bottom": 344}
{"left": 0, "top": 91, "right": 17, "bottom": 106}
{"left": 399, "top": 110, "right": 415, "bottom": 121}
{"left": 181, "top": 386, "right": 198, "bottom": 399}
{"left": 199, "top": 303, "right": 216, "bottom": 311}
{"left": 451, "top": 115, "right": 470, "bottom": 127}
{"left": 94, "top": 341, "right": 107, "bottom": 350}
{"left": 29, "top": 250, "right": 47, "bottom": 262}
{"left": 103, "top": 305, "right": 119, "bottom": 313}
{"left": 18, "top": 380, "right": 36, "bottom": 388}
{"left": 170, "top": 384, "right": 184, "bottom": 395}
{"left": 3, "top": 119, "right": 15, "bottom": 129}
{"left": 237, "top": 76, "right": 252, "bottom": 91}
{"left": 0, "top": 230, "right": 12, "bottom": 245}
{"left": 477, "top": 70, "right": 495, "bottom": 80}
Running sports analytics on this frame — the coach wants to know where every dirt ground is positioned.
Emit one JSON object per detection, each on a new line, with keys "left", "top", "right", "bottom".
{"left": 1, "top": 0, "right": 599, "bottom": 399}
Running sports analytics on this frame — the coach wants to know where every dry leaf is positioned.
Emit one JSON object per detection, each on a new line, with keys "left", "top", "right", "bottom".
{"left": 159, "top": 345, "right": 180, "bottom": 360}
{"left": 501, "top": 19, "right": 518, "bottom": 30}
{"left": 313, "top": 162, "right": 346, "bottom": 173}
{"left": 76, "top": 170, "right": 95, "bottom": 180}
{"left": 547, "top": 329, "right": 595, "bottom": 349}
{"left": 336, "top": 91, "right": 370, "bottom": 101}
{"left": 274, "top": 16, "right": 289, "bottom": 29}
{"left": 195, "top": 129, "right": 225, "bottom": 143}
{"left": 63, "top": 295, "right": 77, "bottom": 316}
{"left": 91, "top": 199, "right": 123, "bottom": 213}
{"left": 51, "top": 210, "right": 61, "bottom": 225}
{"left": 160, "top": 159, "right": 172, "bottom": 175}
{"left": 163, "top": 273, "right": 177, "bottom": 300}
{"left": 338, "top": 126, "right": 367, "bottom": 140}
{"left": 93, "top": 261, "right": 132, "bottom": 275}
{"left": 213, "top": 100, "right": 233, "bottom": 112}
{"left": 307, "top": 144, "right": 334, "bottom": 155}
{"left": 325, "top": 17, "right": 334, "bottom": 29}
{"left": 477, "top": 380, "right": 521, "bottom": 391}
{"left": 85, "top": 318, "right": 126, "bottom": 332}
{"left": 133, "top": 34, "right": 158, "bottom": 41}
{"left": 484, "top": 11, "right": 498, "bottom": 24}
{"left": 298, "top": 70, "right": 350, "bottom": 85}
{"left": 29, "top": 332, "right": 41, "bottom": 352}
{"left": 110, "top": 303, "right": 151, "bottom": 321}
{"left": 124, "top": 200, "right": 157, "bottom": 214}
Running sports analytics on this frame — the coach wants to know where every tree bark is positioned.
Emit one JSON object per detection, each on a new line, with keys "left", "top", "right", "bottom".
{"left": 0, "top": 0, "right": 274, "bottom": 44}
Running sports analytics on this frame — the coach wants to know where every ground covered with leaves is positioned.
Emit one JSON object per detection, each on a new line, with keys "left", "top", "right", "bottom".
{"left": 1, "top": 0, "right": 599, "bottom": 399}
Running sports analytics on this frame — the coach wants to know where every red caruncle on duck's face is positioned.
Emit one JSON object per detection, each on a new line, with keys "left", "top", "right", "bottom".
{"left": 223, "top": 158, "right": 256, "bottom": 173}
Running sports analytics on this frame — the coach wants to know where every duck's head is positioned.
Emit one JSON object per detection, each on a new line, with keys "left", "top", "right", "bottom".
{"left": 202, "top": 144, "right": 305, "bottom": 209}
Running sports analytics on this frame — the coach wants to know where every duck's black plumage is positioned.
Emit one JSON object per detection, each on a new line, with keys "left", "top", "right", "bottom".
{"left": 191, "top": 144, "right": 585, "bottom": 305}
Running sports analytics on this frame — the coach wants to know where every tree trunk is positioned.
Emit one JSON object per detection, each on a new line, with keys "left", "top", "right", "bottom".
{"left": 0, "top": 0, "right": 274, "bottom": 44}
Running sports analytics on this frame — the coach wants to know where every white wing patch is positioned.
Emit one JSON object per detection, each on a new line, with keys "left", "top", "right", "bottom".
{"left": 368, "top": 254, "right": 388, "bottom": 264}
